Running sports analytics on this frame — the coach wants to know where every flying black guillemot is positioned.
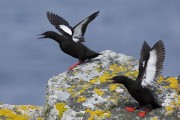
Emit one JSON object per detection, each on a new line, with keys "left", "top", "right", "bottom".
{"left": 38, "top": 11, "right": 100, "bottom": 70}
{"left": 109, "top": 40, "right": 165, "bottom": 117}
{"left": 46, "top": 11, "right": 100, "bottom": 42}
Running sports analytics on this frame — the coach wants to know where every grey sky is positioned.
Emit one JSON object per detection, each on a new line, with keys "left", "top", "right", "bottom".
{"left": 0, "top": 0, "right": 179, "bottom": 105}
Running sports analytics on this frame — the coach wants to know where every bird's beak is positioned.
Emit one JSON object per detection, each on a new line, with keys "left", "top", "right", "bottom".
{"left": 37, "top": 34, "right": 45, "bottom": 39}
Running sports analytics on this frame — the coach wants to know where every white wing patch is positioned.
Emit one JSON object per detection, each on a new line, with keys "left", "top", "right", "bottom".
{"left": 59, "top": 25, "right": 72, "bottom": 35}
{"left": 72, "top": 37, "right": 79, "bottom": 42}
{"left": 141, "top": 50, "right": 157, "bottom": 87}
{"left": 73, "top": 18, "right": 88, "bottom": 38}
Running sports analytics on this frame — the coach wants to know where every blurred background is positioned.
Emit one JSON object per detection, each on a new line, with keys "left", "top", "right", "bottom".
{"left": 0, "top": 0, "right": 179, "bottom": 105}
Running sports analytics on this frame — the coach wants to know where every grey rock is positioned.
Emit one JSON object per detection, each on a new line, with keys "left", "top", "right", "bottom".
{"left": 45, "top": 50, "right": 180, "bottom": 120}
{"left": 1, "top": 50, "right": 179, "bottom": 120}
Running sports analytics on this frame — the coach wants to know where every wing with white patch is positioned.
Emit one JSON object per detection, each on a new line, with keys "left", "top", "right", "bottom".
{"left": 47, "top": 11, "right": 73, "bottom": 36}
{"left": 141, "top": 40, "right": 165, "bottom": 87}
{"left": 59, "top": 25, "right": 72, "bottom": 36}
{"left": 72, "top": 11, "right": 100, "bottom": 42}
{"left": 136, "top": 41, "right": 151, "bottom": 82}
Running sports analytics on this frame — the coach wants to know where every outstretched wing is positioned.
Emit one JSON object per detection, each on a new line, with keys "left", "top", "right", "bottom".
{"left": 47, "top": 11, "right": 73, "bottom": 36}
{"left": 141, "top": 40, "right": 165, "bottom": 87}
{"left": 136, "top": 41, "right": 151, "bottom": 82}
{"left": 72, "top": 11, "right": 100, "bottom": 42}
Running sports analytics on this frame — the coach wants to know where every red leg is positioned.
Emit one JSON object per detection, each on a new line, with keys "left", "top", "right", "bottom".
{"left": 137, "top": 109, "right": 151, "bottom": 117}
{"left": 68, "top": 61, "right": 81, "bottom": 70}
{"left": 125, "top": 107, "right": 136, "bottom": 112}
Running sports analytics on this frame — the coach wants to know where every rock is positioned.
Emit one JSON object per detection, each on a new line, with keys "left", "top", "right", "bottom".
{"left": 45, "top": 50, "right": 180, "bottom": 120}
{"left": 0, "top": 104, "right": 44, "bottom": 119}
{"left": 1, "top": 50, "right": 179, "bottom": 120}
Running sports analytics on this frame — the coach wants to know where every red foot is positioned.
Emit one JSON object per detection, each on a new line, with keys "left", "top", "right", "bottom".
{"left": 125, "top": 107, "right": 136, "bottom": 112}
{"left": 137, "top": 109, "right": 150, "bottom": 117}
{"left": 68, "top": 61, "right": 81, "bottom": 70}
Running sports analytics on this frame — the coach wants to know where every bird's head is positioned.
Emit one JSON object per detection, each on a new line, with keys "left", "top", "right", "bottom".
{"left": 108, "top": 76, "right": 128, "bottom": 84}
{"left": 38, "top": 31, "right": 58, "bottom": 39}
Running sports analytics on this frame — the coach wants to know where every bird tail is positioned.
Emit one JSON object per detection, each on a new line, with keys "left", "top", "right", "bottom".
{"left": 87, "top": 50, "right": 100, "bottom": 59}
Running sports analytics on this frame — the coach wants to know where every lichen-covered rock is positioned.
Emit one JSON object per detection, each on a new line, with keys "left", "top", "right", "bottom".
{"left": 1, "top": 50, "right": 179, "bottom": 120}
{"left": 45, "top": 50, "right": 180, "bottom": 120}
{"left": 0, "top": 104, "right": 44, "bottom": 120}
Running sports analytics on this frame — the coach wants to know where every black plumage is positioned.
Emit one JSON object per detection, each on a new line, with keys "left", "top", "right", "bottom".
{"left": 47, "top": 11, "right": 100, "bottom": 42}
{"left": 38, "top": 31, "right": 100, "bottom": 70}
{"left": 109, "top": 40, "right": 165, "bottom": 117}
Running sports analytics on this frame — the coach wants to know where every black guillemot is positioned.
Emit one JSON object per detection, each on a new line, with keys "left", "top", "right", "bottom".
{"left": 38, "top": 31, "right": 100, "bottom": 70}
{"left": 109, "top": 40, "right": 165, "bottom": 117}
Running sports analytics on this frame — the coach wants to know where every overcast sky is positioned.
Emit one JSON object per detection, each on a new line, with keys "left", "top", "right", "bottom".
{"left": 0, "top": 0, "right": 179, "bottom": 105}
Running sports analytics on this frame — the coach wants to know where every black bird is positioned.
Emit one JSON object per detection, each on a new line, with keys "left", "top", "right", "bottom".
{"left": 46, "top": 11, "right": 100, "bottom": 42}
{"left": 38, "top": 31, "right": 100, "bottom": 70}
{"left": 109, "top": 40, "right": 165, "bottom": 117}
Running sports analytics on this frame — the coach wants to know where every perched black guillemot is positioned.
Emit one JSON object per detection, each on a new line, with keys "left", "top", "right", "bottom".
{"left": 38, "top": 31, "right": 100, "bottom": 70}
{"left": 46, "top": 11, "right": 100, "bottom": 42}
{"left": 109, "top": 40, "right": 165, "bottom": 117}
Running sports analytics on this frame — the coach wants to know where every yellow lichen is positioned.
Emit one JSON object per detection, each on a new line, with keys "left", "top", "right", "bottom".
{"left": 89, "top": 64, "right": 129, "bottom": 84}
{"left": 78, "top": 84, "right": 90, "bottom": 94}
{"left": 77, "top": 96, "right": 87, "bottom": 102}
{"left": 109, "top": 64, "right": 127, "bottom": 72}
{"left": 37, "top": 117, "right": 43, "bottom": 120}
{"left": 163, "top": 86, "right": 169, "bottom": 89}
{"left": 165, "top": 77, "right": 178, "bottom": 89}
{"left": 150, "top": 116, "right": 159, "bottom": 120}
{"left": 109, "top": 84, "right": 118, "bottom": 91}
{"left": 177, "top": 96, "right": 180, "bottom": 105}
{"left": 165, "top": 110, "right": 174, "bottom": 116}
{"left": 124, "top": 70, "right": 138, "bottom": 78}
{"left": 67, "top": 83, "right": 91, "bottom": 97}
{"left": 96, "top": 67, "right": 101, "bottom": 72}
{"left": 85, "top": 109, "right": 111, "bottom": 120}
{"left": 157, "top": 75, "right": 164, "bottom": 83}
{"left": 55, "top": 102, "right": 68, "bottom": 119}
{"left": 98, "top": 71, "right": 116, "bottom": 83}
{"left": 165, "top": 94, "right": 180, "bottom": 114}
{"left": 16, "top": 105, "right": 40, "bottom": 111}
{"left": 107, "top": 96, "right": 119, "bottom": 105}
{"left": 99, "top": 74, "right": 108, "bottom": 83}
{"left": 177, "top": 84, "right": 180, "bottom": 94}
{"left": 94, "top": 88, "right": 104, "bottom": 96}
{"left": 165, "top": 106, "right": 173, "bottom": 111}
{"left": 90, "top": 78, "right": 98, "bottom": 84}
{"left": 67, "top": 85, "right": 76, "bottom": 97}
{"left": 0, "top": 109, "right": 29, "bottom": 120}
